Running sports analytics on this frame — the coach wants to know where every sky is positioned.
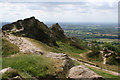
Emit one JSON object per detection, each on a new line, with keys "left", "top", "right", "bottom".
{"left": 0, "top": 0, "right": 119, "bottom": 23}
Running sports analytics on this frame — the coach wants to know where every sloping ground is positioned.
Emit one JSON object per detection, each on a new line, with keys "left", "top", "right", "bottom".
{"left": 2, "top": 38, "right": 19, "bottom": 57}
{"left": 2, "top": 33, "right": 119, "bottom": 79}
{"left": 2, "top": 35, "right": 74, "bottom": 79}
{"left": 2, "top": 34, "right": 102, "bottom": 79}
{"left": 87, "top": 67, "right": 120, "bottom": 80}
{"left": 2, "top": 55, "right": 63, "bottom": 79}
{"left": 26, "top": 37, "right": 88, "bottom": 59}
{"left": 3, "top": 34, "right": 43, "bottom": 54}
{"left": 79, "top": 49, "right": 120, "bottom": 73}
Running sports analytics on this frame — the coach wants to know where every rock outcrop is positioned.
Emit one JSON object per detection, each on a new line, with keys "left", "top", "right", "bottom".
{"left": 2, "top": 16, "right": 85, "bottom": 50}
{"left": 46, "top": 52, "right": 74, "bottom": 77}
{"left": 0, "top": 67, "right": 13, "bottom": 74}
{"left": 2, "top": 17, "right": 57, "bottom": 46}
{"left": 0, "top": 67, "right": 23, "bottom": 80}
{"left": 49, "top": 23, "right": 68, "bottom": 41}
{"left": 68, "top": 65, "right": 104, "bottom": 80}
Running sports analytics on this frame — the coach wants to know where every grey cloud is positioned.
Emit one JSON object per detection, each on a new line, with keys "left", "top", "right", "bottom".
{"left": 2, "top": 2, "right": 117, "bottom": 14}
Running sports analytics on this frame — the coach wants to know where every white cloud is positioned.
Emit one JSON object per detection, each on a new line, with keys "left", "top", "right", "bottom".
{"left": 0, "top": 0, "right": 119, "bottom": 2}
{"left": 0, "top": 1, "right": 118, "bottom": 23}
{"left": 0, "top": 2, "right": 33, "bottom": 22}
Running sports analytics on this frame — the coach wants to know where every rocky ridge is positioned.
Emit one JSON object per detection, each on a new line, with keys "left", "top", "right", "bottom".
{"left": 2, "top": 17, "right": 57, "bottom": 46}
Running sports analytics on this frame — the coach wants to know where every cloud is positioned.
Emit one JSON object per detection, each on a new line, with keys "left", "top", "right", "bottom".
{"left": 0, "top": 2, "right": 33, "bottom": 22}
{"left": 0, "top": 0, "right": 119, "bottom": 2}
{"left": 0, "top": 1, "right": 118, "bottom": 23}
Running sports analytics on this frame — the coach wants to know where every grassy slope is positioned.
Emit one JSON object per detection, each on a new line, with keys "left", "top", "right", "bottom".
{"left": 2, "top": 54, "right": 63, "bottom": 78}
{"left": 30, "top": 38, "right": 120, "bottom": 79}
{"left": 87, "top": 67, "right": 120, "bottom": 80}
{"left": 27, "top": 37, "right": 120, "bottom": 75}
{"left": 26, "top": 38, "right": 88, "bottom": 59}
{"left": 56, "top": 41, "right": 88, "bottom": 58}
{"left": 2, "top": 38, "right": 64, "bottom": 78}
{"left": 2, "top": 39, "right": 19, "bottom": 57}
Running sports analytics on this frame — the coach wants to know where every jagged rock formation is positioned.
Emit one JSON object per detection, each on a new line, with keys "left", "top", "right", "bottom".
{"left": 2, "top": 17, "right": 86, "bottom": 50}
{"left": 68, "top": 65, "right": 103, "bottom": 80}
{"left": 46, "top": 52, "right": 74, "bottom": 77}
{"left": 49, "top": 23, "right": 86, "bottom": 50}
{"left": 49, "top": 23, "right": 68, "bottom": 41}
{"left": 2, "top": 17, "right": 57, "bottom": 46}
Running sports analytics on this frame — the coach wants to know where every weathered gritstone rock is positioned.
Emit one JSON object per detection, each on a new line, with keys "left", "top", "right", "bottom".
{"left": 68, "top": 65, "right": 103, "bottom": 80}
{"left": 0, "top": 67, "right": 13, "bottom": 74}
{"left": 0, "top": 67, "right": 23, "bottom": 80}
{"left": 49, "top": 23, "right": 68, "bottom": 41}
{"left": 4, "top": 34, "right": 43, "bottom": 54}
{"left": 46, "top": 52, "right": 73, "bottom": 72}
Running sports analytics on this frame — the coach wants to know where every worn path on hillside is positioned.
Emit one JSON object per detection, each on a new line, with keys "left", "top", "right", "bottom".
{"left": 70, "top": 57, "right": 120, "bottom": 76}
{"left": 4, "top": 34, "right": 43, "bottom": 54}
{"left": 4, "top": 34, "right": 120, "bottom": 77}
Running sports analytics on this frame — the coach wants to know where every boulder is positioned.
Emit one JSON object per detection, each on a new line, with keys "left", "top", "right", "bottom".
{"left": 0, "top": 67, "right": 23, "bottom": 80}
{"left": 68, "top": 65, "right": 104, "bottom": 80}
{"left": 46, "top": 52, "right": 74, "bottom": 73}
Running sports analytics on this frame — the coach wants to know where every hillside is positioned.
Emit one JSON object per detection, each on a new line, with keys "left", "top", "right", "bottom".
{"left": 2, "top": 17, "right": 57, "bottom": 46}
{"left": 1, "top": 17, "right": 120, "bottom": 80}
